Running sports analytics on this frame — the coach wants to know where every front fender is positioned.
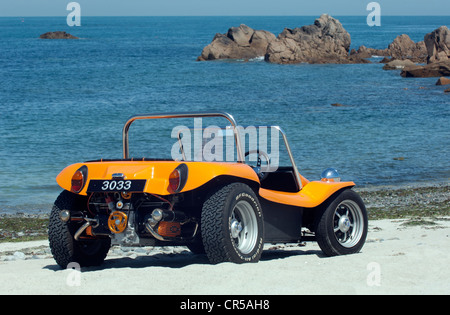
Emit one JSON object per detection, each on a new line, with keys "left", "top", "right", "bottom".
{"left": 259, "top": 181, "right": 355, "bottom": 208}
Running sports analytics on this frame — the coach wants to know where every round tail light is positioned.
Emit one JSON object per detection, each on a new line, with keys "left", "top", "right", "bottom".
{"left": 169, "top": 169, "right": 181, "bottom": 192}
{"left": 168, "top": 164, "right": 188, "bottom": 193}
{"left": 71, "top": 165, "right": 88, "bottom": 193}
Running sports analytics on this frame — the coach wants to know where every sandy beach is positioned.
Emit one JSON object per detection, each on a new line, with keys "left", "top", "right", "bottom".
{"left": 1, "top": 215, "right": 449, "bottom": 295}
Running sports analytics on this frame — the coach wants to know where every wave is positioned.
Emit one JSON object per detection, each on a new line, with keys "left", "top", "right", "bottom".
{"left": 249, "top": 56, "right": 265, "bottom": 62}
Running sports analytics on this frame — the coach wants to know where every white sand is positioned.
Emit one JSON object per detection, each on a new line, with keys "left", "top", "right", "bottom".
{"left": 0, "top": 218, "right": 449, "bottom": 295}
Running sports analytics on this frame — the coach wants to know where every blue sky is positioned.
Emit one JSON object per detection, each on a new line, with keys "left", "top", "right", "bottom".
{"left": 1, "top": 0, "right": 449, "bottom": 16}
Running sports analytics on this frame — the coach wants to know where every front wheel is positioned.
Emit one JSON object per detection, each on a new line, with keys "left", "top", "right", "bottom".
{"left": 201, "top": 183, "right": 264, "bottom": 264}
{"left": 315, "top": 189, "right": 368, "bottom": 257}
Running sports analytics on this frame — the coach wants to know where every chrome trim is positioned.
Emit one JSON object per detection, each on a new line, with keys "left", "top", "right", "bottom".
{"left": 112, "top": 173, "right": 125, "bottom": 179}
{"left": 321, "top": 168, "right": 341, "bottom": 182}
{"left": 59, "top": 210, "right": 71, "bottom": 222}
{"left": 333, "top": 200, "right": 365, "bottom": 248}
{"left": 74, "top": 221, "right": 91, "bottom": 241}
{"left": 122, "top": 112, "right": 245, "bottom": 163}
{"left": 145, "top": 221, "right": 166, "bottom": 241}
{"left": 74, "top": 218, "right": 99, "bottom": 241}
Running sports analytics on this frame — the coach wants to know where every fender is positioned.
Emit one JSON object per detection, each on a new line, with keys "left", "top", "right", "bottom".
{"left": 56, "top": 160, "right": 260, "bottom": 196}
{"left": 259, "top": 180, "right": 355, "bottom": 209}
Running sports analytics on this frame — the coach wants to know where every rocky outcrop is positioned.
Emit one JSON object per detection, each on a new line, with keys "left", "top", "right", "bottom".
{"left": 400, "top": 60, "right": 450, "bottom": 78}
{"left": 388, "top": 35, "right": 427, "bottom": 62}
{"left": 397, "top": 26, "right": 450, "bottom": 78}
{"left": 382, "top": 59, "right": 416, "bottom": 70}
{"left": 351, "top": 34, "right": 427, "bottom": 62}
{"left": 265, "top": 14, "right": 355, "bottom": 64}
{"left": 197, "top": 25, "right": 276, "bottom": 61}
{"left": 198, "top": 15, "right": 370, "bottom": 64}
{"left": 39, "top": 31, "right": 79, "bottom": 39}
{"left": 350, "top": 45, "right": 388, "bottom": 59}
{"left": 197, "top": 16, "right": 447, "bottom": 68}
{"left": 436, "top": 77, "right": 450, "bottom": 85}
{"left": 424, "top": 26, "right": 450, "bottom": 64}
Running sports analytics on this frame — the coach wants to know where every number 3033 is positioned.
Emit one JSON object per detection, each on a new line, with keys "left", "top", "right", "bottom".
{"left": 101, "top": 180, "right": 132, "bottom": 191}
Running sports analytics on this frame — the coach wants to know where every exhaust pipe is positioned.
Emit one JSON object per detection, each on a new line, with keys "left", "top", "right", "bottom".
{"left": 145, "top": 209, "right": 197, "bottom": 241}
{"left": 74, "top": 218, "right": 99, "bottom": 241}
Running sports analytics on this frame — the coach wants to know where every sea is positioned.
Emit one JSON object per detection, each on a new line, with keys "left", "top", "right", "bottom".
{"left": 0, "top": 16, "right": 449, "bottom": 213}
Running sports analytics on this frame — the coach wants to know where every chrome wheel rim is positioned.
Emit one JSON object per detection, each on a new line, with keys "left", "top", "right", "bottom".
{"left": 333, "top": 200, "right": 364, "bottom": 248}
{"left": 230, "top": 200, "right": 258, "bottom": 254}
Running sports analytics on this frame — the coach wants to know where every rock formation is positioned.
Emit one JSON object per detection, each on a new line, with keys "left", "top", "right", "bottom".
{"left": 398, "top": 26, "right": 450, "bottom": 78}
{"left": 387, "top": 34, "right": 427, "bottom": 62}
{"left": 424, "top": 26, "right": 450, "bottom": 64}
{"left": 264, "top": 14, "right": 355, "bottom": 64}
{"left": 198, "top": 15, "right": 369, "bottom": 64}
{"left": 382, "top": 59, "right": 416, "bottom": 70}
{"left": 400, "top": 60, "right": 450, "bottom": 78}
{"left": 39, "top": 31, "right": 79, "bottom": 39}
{"left": 351, "top": 34, "right": 427, "bottom": 62}
{"left": 197, "top": 24, "right": 276, "bottom": 61}
{"left": 436, "top": 77, "right": 450, "bottom": 86}
{"left": 197, "top": 15, "right": 449, "bottom": 74}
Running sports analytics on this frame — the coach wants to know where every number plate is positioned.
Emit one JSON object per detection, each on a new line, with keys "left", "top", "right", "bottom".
{"left": 87, "top": 180, "right": 147, "bottom": 192}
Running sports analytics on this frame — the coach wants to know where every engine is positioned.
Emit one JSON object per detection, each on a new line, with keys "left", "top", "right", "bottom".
{"left": 71, "top": 192, "right": 198, "bottom": 246}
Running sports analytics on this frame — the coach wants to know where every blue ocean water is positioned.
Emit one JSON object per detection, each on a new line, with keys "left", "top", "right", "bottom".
{"left": 0, "top": 16, "right": 449, "bottom": 212}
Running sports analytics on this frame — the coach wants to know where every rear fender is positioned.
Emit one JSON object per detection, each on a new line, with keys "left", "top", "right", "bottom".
{"left": 56, "top": 161, "right": 260, "bottom": 196}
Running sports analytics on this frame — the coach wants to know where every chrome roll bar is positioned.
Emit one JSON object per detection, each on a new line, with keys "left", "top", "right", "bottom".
{"left": 271, "top": 126, "right": 303, "bottom": 191}
{"left": 122, "top": 111, "right": 245, "bottom": 163}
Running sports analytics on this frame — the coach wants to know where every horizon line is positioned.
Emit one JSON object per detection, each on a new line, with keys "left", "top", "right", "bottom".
{"left": 1, "top": 14, "right": 450, "bottom": 18}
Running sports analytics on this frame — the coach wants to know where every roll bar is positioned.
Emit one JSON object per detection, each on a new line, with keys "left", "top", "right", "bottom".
{"left": 123, "top": 112, "right": 245, "bottom": 162}
{"left": 122, "top": 112, "right": 302, "bottom": 190}
{"left": 271, "top": 126, "right": 303, "bottom": 191}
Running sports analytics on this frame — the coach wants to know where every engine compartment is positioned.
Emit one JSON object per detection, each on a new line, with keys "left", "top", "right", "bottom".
{"left": 74, "top": 192, "right": 199, "bottom": 246}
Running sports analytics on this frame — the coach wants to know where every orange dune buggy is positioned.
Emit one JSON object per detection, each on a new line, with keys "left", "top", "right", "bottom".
{"left": 48, "top": 112, "right": 368, "bottom": 268}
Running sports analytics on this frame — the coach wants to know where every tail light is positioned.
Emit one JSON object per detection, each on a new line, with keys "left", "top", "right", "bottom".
{"left": 169, "top": 169, "right": 181, "bottom": 192}
{"left": 168, "top": 163, "right": 188, "bottom": 193}
{"left": 71, "top": 165, "right": 88, "bottom": 193}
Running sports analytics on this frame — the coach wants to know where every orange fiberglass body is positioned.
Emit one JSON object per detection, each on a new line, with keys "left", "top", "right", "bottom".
{"left": 56, "top": 160, "right": 354, "bottom": 208}
{"left": 49, "top": 112, "right": 367, "bottom": 268}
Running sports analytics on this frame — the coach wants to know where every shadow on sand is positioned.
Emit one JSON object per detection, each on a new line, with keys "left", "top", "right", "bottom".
{"left": 44, "top": 247, "right": 324, "bottom": 272}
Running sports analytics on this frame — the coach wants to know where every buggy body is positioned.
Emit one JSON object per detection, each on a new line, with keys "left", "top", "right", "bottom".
{"left": 48, "top": 112, "right": 368, "bottom": 267}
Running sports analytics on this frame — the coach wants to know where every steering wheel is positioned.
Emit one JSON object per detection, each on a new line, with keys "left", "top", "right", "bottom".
{"left": 245, "top": 150, "right": 270, "bottom": 181}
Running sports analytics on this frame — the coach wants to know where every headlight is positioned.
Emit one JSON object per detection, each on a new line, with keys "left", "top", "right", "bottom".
{"left": 321, "top": 168, "right": 341, "bottom": 182}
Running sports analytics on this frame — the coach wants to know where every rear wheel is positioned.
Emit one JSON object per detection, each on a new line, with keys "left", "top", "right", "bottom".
{"left": 201, "top": 183, "right": 264, "bottom": 264}
{"left": 48, "top": 190, "right": 111, "bottom": 269}
{"left": 315, "top": 189, "right": 368, "bottom": 257}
